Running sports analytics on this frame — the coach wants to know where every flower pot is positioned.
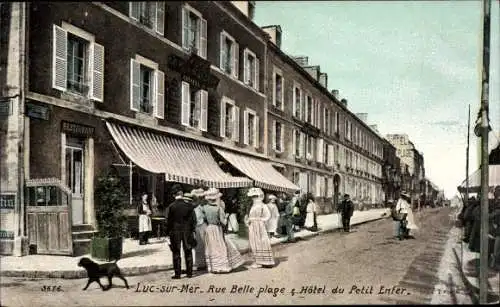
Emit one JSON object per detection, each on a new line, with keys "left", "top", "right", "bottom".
{"left": 91, "top": 237, "right": 123, "bottom": 261}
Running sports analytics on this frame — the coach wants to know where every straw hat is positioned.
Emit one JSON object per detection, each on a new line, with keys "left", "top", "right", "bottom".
{"left": 247, "top": 187, "right": 264, "bottom": 197}
{"left": 183, "top": 192, "right": 193, "bottom": 200}
{"left": 204, "top": 188, "right": 222, "bottom": 200}
{"left": 191, "top": 188, "right": 205, "bottom": 198}
{"left": 268, "top": 194, "right": 277, "bottom": 201}
{"left": 400, "top": 191, "right": 410, "bottom": 198}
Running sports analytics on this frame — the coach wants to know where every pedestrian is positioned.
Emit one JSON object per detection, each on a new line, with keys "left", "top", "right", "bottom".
{"left": 284, "top": 191, "right": 300, "bottom": 242}
{"left": 305, "top": 197, "right": 318, "bottom": 232}
{"left": 276, "top": 193, "right": 288, "bottom": 237}
{"left": 265, "top": 194, "right": 280, "bottom": 237}
{"left": 202, "top": 188, "right": 244, "bottom": 273}
{"left": 340, "top": 194, "right": 354, "bottom": 232}
{"left": 394, "top": 191, "right": 418, "bottom": 240}
{"left": 490, "top": 186, "right": 500, "bottom": 271}
{"left": 166, "top": 189, "right": 197, "bottom": 279}
{"left": 225, "top": 195, "right": 239, "bottom": 234}
{"left": 246, "top": 188, "right": 275, "bottom": 268}
{"left": 138, "top": 192, "right": 153, "bottom": 245}
{"left": 191, "top": 188, "right": 207, "bottom": 271}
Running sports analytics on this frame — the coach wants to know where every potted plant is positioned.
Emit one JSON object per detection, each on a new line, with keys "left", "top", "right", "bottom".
{"left": 91, "top": 170, "right": 127, "bottom": 261}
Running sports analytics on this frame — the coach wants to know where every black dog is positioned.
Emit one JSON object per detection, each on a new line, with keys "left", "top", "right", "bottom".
{"left": 77, "top": 257, "right": 129, "bottom": 291}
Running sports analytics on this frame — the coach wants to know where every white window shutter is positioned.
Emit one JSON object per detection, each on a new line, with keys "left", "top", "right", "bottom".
{"left": 182, "top": 7, "right": 189, "bottom": 49}
{"left": 280, "top": 124, "right": 284, "bottom": 153}
{"left": 281, "top": 78, "right": 285, "bottom": 111}
{"left": 233, "top": 106, "right": 240, "bottom": 142}
{"left": 200, "top": 18, "right": 207, "bottom": 59}
{"left": 292, "top": 130, "right": 296, "bottom": 156}
{"left": 154, "top": 70, "right": 165, "bottom": 119}
{"left": 155, "top": 2, "right": 165, "bottom": 35}
{"left": 52, "top": 25, "right": 67, "bottom": 91}
{"left": 130, "top": 59, "right": 140, "bottom": 111}
{"left": 292, "top": 86, "right": 297, "bottom": 115}
{"left": 272, "top": 120, "right": 276, "bottom": 150}
{"left": 304, "top": 96, "right": 309, "bottom": 123}
{"left": 232, "top": 42, "right": 239, "bottom": 78}
{"left": 220, "top": 100, "right": 226, "bottom": 137}
{"left": 301, "top": 92, "right": 305, "bottom": 121}
{"left": 129, "top": 2, "right": 140, "bottom": 20}
{"left": 300, "top": 132, "right": 305, "bottom": 157}
{"left": 243, "top": 110, "right": 249, "bottom": 145}
{"left": 243, "top": 49, "right": 249, "bottom": 85}
{"left": 272, "top": 73, "right": 276, "bottom": 106}
{"left": 329, "top": 145, "right": 334, "bottom": 166}
{"left": 255, "top": 57, "right": 260, "bottom": 91}
{"left": 90, "top": 43, "right": 104, "bottom": 102}
{"left": 200, "top": 90, "right": 208, "bottom": 131}
{"left": 219, "top": 33, "right": 226, "bottom": 70}
{"left": 181, "top": 81, "right": 190, "bottom": 126}
{"left": 254, "top": 116, "right": 259, "bottom": 148}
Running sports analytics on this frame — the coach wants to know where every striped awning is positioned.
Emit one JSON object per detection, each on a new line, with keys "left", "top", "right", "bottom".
{"left": 106, "top": 122, "right": 252, "bottom": 188}
{"left": 458, "top": 164, "right": 500, "bottom": 193}
{"left": 215, "top": 148, "right": 300, "bottom": 193}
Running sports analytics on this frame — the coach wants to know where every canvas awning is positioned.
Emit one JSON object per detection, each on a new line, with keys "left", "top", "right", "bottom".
{"left": 457, "top": 164, "right": 500, "bottom": 193}
{"left": 106, "top": 122, "right": 252, "bottom": 188}
{"left": 214, "top": 148, "right": 300, "bottom": 193}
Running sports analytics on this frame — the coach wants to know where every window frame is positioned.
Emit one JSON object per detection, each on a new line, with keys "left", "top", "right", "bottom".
{"left": 220, "top": 30, "right": 238, "bottom": 78}
{"left": 243, "top": 48, "right": 258, "bottom": 89}
{"left": 181, "top": 4, "right": 206, "bottom": 58}
{"left": 244, "top": 108, "right": 259, "bottom": 148}
{"left": 273, "top": 66, "right": 284, "bottom": 111}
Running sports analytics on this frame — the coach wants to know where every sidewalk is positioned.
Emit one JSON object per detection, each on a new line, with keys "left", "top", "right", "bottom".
{"left": 0, "top": 208, "right": 389, "bottom": 279}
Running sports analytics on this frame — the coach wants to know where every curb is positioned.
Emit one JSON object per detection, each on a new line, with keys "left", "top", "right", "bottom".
{"left": 0, "top": 213, "right": 389, "bottom": 279}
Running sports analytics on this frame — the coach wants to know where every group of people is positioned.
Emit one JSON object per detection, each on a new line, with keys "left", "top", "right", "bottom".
{"left": 390, "top": 191, "right": 419, "bottom": 240}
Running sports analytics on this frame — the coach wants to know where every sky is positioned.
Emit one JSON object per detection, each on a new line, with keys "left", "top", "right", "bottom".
{"left": 254, "top": 0, "right": 500, "bottom": 199}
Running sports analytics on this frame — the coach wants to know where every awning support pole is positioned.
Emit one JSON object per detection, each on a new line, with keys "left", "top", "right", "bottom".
{"left": 129, "top": 160, "right": 133, "bottom": 207}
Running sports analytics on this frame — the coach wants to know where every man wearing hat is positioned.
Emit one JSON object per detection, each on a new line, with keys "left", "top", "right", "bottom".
{"left": 394, "top": 190, "right": 411, "bottom": 240}
{"left": 166, "top": 188, "right": 197, "bottom": 279}
{"left": 340, "top": 194, "right": 354, "bottom": 232}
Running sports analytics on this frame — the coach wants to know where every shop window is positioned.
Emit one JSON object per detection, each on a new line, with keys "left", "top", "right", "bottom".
{"left": 220, "top": 97, "right": 239, "bottom": 141}
{"left": 182, "top": 4, "right": 207, "bottom": 59}
{"left": 243, "top": 48, "right": 259, "bottom": 90}
{"left": 220, "top": 31, "right": 238, "bottom": 78}
{"left": 52, "top": 24, "right": 104, "bottom": 101}
{"left": 181, "top": 81, "right": 208, "bottom": 131}
{"left": 129, "top": 2, "right": 165, "bottom": 35}
{"left": 243, "top": 108, "right": 259, "bottom": 148}
{"left": 130, "top": 55, "right": 165, "bottom": 119}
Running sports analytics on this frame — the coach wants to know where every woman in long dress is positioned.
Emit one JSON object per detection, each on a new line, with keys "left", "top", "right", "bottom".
{"left": 191, "top": 188, "right": 207, "bottom": 271}
{"left": 138, "top": 193, "right": 152, "bottom": 245}
{"left": 247, "top": 188, "right": 275, "bottom": 268}
{"left": 265, "top": 194, "right": 280, "bottom": 237}
{"left": 304, "top": 197, "right": 318, "bottom": 231}
{"left": 395, "top": 192, "right": 418, "bottom": 239}
{"left": 202, "top": 188, "right": 244, "bottom": 273}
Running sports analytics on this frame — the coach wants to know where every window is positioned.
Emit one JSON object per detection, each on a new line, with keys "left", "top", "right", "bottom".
{"left": 317, "top": 138, "right": 324, "bottom": 163}
{"left": 243, "top": 48, "right": 259, "bottom": 90}
{"left": 324, "top": 109, "right": 329, "bottom": 135}
{"left": 335, "top": 112, "right": 340, "bottom": 134}
{"left": 323, "top": 142, "right": 328, "bottom": 165}
{"left": 182, "top": 5, "right": 207, "bottom": 59}
{"left": 273, "top": 68, "right": 284, "bottom": 110}
{"left": 272, "top": 120, "right": 284, "bottom": 152}
{"left": 52, "top": 24, "right": 104, "bottom": 101}
{"left": 181, "top": 81, "right": 208, "bottom": 131}
{"left": 129, "top": 2, "right": 165, "bottom": 35}
{"left": 294, "top": 129, "right": 301, "bottom": 157}
{"left": 130, "top": 55, "right": 165, "bottom": 119}
{"left": 244, "top": 109, "right": 259, "bottom": 148}
{"left": 306, "top": 95, "right": 313, "bottom": 123}
{"left": 220, "top": 97, "right": 239, "bottom": 141}
{"left": 293, "top": 84, "right": 301, "bottom": 118}
{"left": 65, "top": 137, "right": 85, "bottom": 197}
{"left": 220, "top": 31, "right": 238, "bottom": 78}
{"left": 307, "top": 136, "right": 314, "bottom": 159}
{"left": 335, "top": 145, "right": 339, "bottom": 164}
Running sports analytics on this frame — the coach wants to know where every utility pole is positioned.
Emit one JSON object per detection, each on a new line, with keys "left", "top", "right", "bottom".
{"left": 478, "top": 0, "right": 491, "bottom": 304}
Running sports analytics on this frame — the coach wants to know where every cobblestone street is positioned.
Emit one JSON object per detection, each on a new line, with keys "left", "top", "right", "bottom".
{"left": 0, "top": 207, "right": 472, "bottom": 306}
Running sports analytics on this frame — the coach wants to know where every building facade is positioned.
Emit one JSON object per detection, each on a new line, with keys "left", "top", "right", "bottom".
{"left": 382, "top": 138, "right": 401, "bottom": 204}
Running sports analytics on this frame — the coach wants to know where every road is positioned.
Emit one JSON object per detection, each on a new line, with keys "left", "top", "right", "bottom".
{"left": 1, "top": 207, "right": 472, "bottom": 306}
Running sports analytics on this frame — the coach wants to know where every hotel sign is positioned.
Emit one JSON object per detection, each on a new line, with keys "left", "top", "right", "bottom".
{"left": 61, "top": 121, "right": 95, "bottom": 137}
{"left": 168, "top": 54, "right": 219, "bottom": 90}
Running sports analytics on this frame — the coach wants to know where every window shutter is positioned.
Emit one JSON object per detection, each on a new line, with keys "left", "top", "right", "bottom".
{"left": 272, "top": 73, "right": 276, "bottom": 107}
{"left": 155, "top": 2, "right": 165, "bottom": 35}
{"left": 304, "top": 96, "right": 309, "bottom": 123}
{"left": 182, "top": 7, "right": 189, "bottom": 49}
{"left": 280, "top": 78, "right": 285, "bottom": 111}
{"left": 52, "top": 25, "right": 67, "bottom": 91}
{"left": 280, "top": 124, "right": 285, "bottom": 153}
{"left": 299, "top": 132, "right": 305, "bottom": 158}
{"left": 154, "top": 70, "right": 165, "bottom": 119}
{"left": 254, "top": 116, "right": 259, "bottom": 148}
{"left": 328, "top": 145, "right": 334, "bottom": 166}
{"left": 272, "top": 120, "right": 276, "bottom": 150}
{"left": 200, "top": 90, "right": 208, "bottom": 131}
{"left": 243, "top": 49, "right": 249, "bottom": 85}
{"left": 233, "top": 106, "right": 240, "bottom": 142}
{"left": 292, "top": 86, "right": 297, "bottom": 116}
{"left": 220, "top": 100, "right": 226, "bottom": 137}
{"left": 90, "top": 43, "right": 104, "bottom": 102}
{"left": 130, "top": 59, "right": 140, "bottom": 111}
{"left": 181, "top": 81, "right": 190, "bottom": 126}
{"left": 301, "top": 92, "right": 305, "bottom": 121}
{"left": 219, "top": 33, "right": 226, "bottom": 70}
{"left": 317, "top": 139, "right": 324, "bottom": 163}
{"left": 232, "top": 42, "right": 239, "bottom": 78}
{"left": 243, "top": 110, "right": 249, "bottom": 145}
{"left": 129, "top": 2, "right": 140, "bottom": 20}
{"left": 255, "top": 57, "right": 260, "bottom": 91}
{"left": 200, "top": 18, "right": 207, "bottom": 59}
{"left": 292, "top": 130, "right": 296, "bottom": 156}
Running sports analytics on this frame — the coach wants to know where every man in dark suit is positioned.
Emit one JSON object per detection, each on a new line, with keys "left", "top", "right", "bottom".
{"left": 340, "top": 194, "right": 355, "bottom": 232}
{"left": 166, "top": 189, "right": 197, "bottom": 279}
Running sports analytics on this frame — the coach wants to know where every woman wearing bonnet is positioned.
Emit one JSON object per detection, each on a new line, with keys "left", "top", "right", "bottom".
{"left": 247, "top": 187, "right": 275, "bottom": 268}
{"left": 202, "top": 188, "right": 244, "bottom": 273}
{"left": 265, "top": 194, "right": 280, "bottom": 238}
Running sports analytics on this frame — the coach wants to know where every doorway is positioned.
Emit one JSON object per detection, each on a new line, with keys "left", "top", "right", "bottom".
{"left": 333, "top": 174, "right": 341, "bottom": 211}
{"left": 65, "top": 137, "right": 85, "bottom": 225}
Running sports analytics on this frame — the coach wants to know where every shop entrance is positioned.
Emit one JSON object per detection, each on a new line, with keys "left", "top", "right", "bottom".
{"left": 65, "top": 137, "right": 85, "bottom": 225}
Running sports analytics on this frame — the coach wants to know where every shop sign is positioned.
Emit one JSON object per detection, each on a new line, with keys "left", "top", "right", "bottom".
{"left": 26, "top": 102, "right": 50, "bottom": 120}
{"left": 61, "top": 121, "right": 95, "bottom": 137}
{"left": 0, "top": 193, "right": 16, "bottom": 239}
{"left": 0, "top": 99, "right": 12, "bottom": 118}
{"left": 168, "top": 54, "right": 219, "bottom": 90}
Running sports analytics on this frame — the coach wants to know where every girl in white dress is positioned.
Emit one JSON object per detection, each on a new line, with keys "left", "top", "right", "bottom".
{"left": 265, "top": 194, "right": 280, "bottom": 237}
{"left": 247, "top": 188, "right": 275, "bottom": 268}
{"left": 305, "top": 198, "right": 318, "bottom": 231}
{"left": 138, "top": 193, "right": 152, "bottom": 245}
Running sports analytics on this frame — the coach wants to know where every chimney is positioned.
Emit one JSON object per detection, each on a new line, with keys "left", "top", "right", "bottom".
{"left": 291, "top": 56, "right": 309, "bottom": 66}
{"left": 370, "top": 124, "right": 379, "bottom": 133}
{"left": 341, "top": 98, "right": 348, "bottom": 107}
{"left": 332, "top": 90, "right": 340, "bottom": 101}
{"left": 261, "top": 25, "right": 282, "bottom": 49}
{"left": 304, "top": 66, "right": 320, "bottom": 81}
{"left": 319, "top": 73, "right": 328, "bottom": 88}
{"left": 355, "top": 113, "right": 368, "bottom": 123}
{"left": 231, "top": 1, "right": 255, "bottom": 20}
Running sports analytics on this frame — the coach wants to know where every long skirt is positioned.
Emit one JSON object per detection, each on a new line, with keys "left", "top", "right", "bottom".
{"left": 248, "top": 220, "right": 275, "bottom": 266}
{"left": 305, "top": 212, "right": 315, "bottom": 228}
{"left": 227, "top": 213, "right": 239, "bottom": 232}
{"left": 138, "top": 215, "right": 152, "bottom": 233}
{"left": 204, "top": 224, "right": 244, "bottom": 273}
{"left": 194, "top": 224, "right": 207, "bottom": 268}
